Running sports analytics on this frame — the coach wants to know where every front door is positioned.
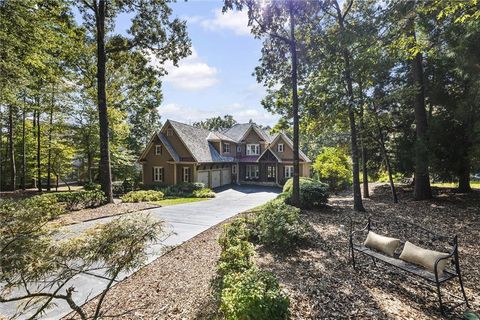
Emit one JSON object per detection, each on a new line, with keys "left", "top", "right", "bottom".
{"left": 267, "top": 165, "right": 276, "bottom": 182}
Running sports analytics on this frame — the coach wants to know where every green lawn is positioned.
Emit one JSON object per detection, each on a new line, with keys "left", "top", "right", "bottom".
{"left": 152, "top": 197, "right": 210, "bottom": 207}
{"left": 431, "top": 181, "right": 480, "bottom": 189}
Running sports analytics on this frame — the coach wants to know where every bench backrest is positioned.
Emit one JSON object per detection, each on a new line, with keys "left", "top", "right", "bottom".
{"left": 364, "top": 216, "right": 457, "bottom": 256}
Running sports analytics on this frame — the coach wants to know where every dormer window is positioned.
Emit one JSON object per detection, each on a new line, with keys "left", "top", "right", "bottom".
{"left": 166, "top": 128, "right": 173, "bottom": 136}
{"left": 246, "top": 144, "right": 260, "bottom": 155}
{"left": 277, "top": 143, "right": 284, "bottom": 153}
{"left": 155, "top": 145, "right": 162, "bottom": 155}
{"left": 223, "top": 142, "right": 230, "bottom": 153}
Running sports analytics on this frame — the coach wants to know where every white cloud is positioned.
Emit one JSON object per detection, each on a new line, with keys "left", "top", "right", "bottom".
{"left": 200, "top": 9, "right": 252, "bottom": 36}
{"left": 159, "top": 102, "right": 279, "bottom": 127}
{"left": 149, "top": 47, "right": 219, "bottom": 91}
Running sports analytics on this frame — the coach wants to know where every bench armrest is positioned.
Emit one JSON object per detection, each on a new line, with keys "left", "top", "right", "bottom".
{"left": 349, "top": 220, "right": 370, "bottom": 247}
{"left": 433, "top": 243, "right": 457, "bottom": 280}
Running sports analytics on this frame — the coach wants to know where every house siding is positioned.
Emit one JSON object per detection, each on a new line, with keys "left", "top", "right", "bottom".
{"left": 142, "top": 136, "right": 175, "bottom": 185}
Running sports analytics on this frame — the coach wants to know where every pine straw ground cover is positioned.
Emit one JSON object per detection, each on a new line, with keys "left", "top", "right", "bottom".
{"left": 65, "top": 185, "right": 478, "bottom": 319}
{"left": 256, "top": 185, "right": 480, "bottom": 319}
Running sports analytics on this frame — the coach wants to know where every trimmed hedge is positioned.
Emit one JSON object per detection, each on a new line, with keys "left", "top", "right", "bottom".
{"left": 121, "top": 190, "right": 164, "bottom": 203}
{"left": 83, "top": 181, "right": 101, "bottom": 191}
{"left": 283, "top": 177, "right": 329, "bottom": 209}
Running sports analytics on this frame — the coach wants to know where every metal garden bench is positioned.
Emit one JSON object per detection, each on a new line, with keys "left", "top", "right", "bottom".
{"left": 349, "top": 217, "right": 470, "bottom": 314}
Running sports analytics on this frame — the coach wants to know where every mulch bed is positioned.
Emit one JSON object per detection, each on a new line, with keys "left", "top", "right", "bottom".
{"left": 64, "top": 185, "right": 479, "bottom": 319}
{"left": 54, "top": 202, "right": 159, "bottom": 225}
{"left": 63, "top": 218, "right": 225, "bottom": 320}
{"left": 256, "top": 185, "right": 480, "bottom": 319}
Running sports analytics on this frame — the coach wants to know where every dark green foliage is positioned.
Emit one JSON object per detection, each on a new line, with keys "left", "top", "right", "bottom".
{"left": 54, "top": 190, "right": 107, "bottom": 211}
{"left": 254, "top": 200, "right": 307, "bottom": 248}
{"left": 121, "top": 190, "right": 164, "bottom": 203}
{"left": 220, "top": 268, "right": 290, "bottom": 320}
{"left": 111, "top": 179, "right": 136, "bottom": 196}
{"left": 84, "top": 182, "right": 102, "bottom": 191}
{"left": 464, "top": 311, "right": 480, "bottom": 320}
{"left": 283, "top": 177, "right": 329, "bottom": 209}
{"left": 155, "top": 182, "right": 210, "bottom": 198}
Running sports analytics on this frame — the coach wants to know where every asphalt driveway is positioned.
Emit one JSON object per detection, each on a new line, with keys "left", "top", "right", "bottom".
{"left": 0, "top": 185, "right": 279, "bottom": 320}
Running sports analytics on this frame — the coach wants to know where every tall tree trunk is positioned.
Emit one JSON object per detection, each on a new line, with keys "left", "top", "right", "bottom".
{"left": 96, "top": 0, "right": 113, "bottom": 203}
{"left": 8, "top": 105, "right": 16, "bottom": 191}
{"left": 373, "top": 104, "right": 398, "bottom": 203}
{"left": 458, "top": 152, "right": 472, "bottom": 193}
{"left": 37, "top": 104, "right": 42, "bottom": 192}
{"left": 0, "top": 105, "right": 3, "bottom": 192}
{"left": 289, "top": 1, "right": 300, "bottom": 206}
{"left": 359, "top": 84, "right": 369, "bottom": 198}
{"left": 336, "top": 4, "right": 365, "bottom": 211}
{"left": 47, "top": 86, "right": 54, "bottom": 191}
{"left": 408, "top": 1, "right": 432, "bottom": 200}
{"left": 21, "top": 101, "right": 26, "bottom": 190}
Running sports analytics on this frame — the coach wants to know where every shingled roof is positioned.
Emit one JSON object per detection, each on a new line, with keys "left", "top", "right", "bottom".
{"left": 222, "top": 123, "right": 273, "bottom": 143}
{"left": 168, "top": 120, "right": 234, "bottom": 163}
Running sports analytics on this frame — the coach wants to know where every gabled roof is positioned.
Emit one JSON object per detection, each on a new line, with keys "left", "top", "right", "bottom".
{"left": 270, "top": 132, "right": 311, "bottom": 163}
{"left": 157, "top": 132, "right": 180, "bottom": 162}
{"left": 222, "top": 123, "right": 273, "bottom": 143}
{"left": 137, "top": 131, "right": 179, "bottom": 162}
{"left": 168, "top": 120, "right": 234, "bottom": 163}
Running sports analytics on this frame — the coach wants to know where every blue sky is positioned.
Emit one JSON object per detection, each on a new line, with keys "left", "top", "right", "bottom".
{"left": 81, "top": 1, "right": 280, "bottom": 127}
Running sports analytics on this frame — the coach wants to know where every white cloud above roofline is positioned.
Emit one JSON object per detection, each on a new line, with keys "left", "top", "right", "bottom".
{"left": 148, "top": 46, "right": 219, "bottom": 91}
{"left": 158, "top": 102, "right": 279, "bottom": 127}
{"left": 197, "top": 9, "right": 252, "bottom": 36}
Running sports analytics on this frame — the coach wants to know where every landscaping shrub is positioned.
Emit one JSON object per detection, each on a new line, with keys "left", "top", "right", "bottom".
{"left": 84, "top": 181, "right": 101, "bottom": 191}
{"left": 192, "top": 188, "right": 216, "bottom": 198}
{"left": 0, "top": 194, "right": 66, "bottom": 220}
{"left": 254, "top": 200, "right": 307, "bottom": 248}
{"left": 112, "top": 179, "right": 136, "bottom": 196}
{"left": 376, "top": 170, "right": 404, "bottom": 183}
{"left": 54, "top": 190, "right": 106, "bottom": 210}
{"left": 121, "top": 190, "right": 164, "bottom": 203}
{"left": 282, "top": 177, "right": 329, "bottom": 209}
{"left": 220, "top": 268, "right": 290, "bottom": 320}
{"left": 218, "top": 219, "right": 255, "bottom": 274}
{"left": 312, "top": 147, "right": 352, "bottom": 191}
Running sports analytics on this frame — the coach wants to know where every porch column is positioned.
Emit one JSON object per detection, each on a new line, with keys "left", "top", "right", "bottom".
{"left": 193, "top": 164, "right": 198, "bottom": 182}
{"left": 276, "top": 163, "right": 279, "bottom": 185}
{"left": 173, "top": 163, "right": 177, "bottom": 184}
{"left": 236, "top": 162, "right": 240, "bottom": 185}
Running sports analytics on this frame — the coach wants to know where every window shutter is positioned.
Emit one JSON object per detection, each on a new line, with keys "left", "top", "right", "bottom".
{"left": 152, "top": 167, "right": 154, "bottom": 181}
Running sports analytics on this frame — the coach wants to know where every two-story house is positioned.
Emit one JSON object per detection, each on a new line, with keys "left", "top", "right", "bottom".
{"left": 138, "top": 119, "right": 311, "bottom": 188}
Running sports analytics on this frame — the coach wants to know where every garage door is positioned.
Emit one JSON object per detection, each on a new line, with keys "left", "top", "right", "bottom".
{"left": 197, "top": 171, "right": 209, "bottom": 187}
{"left": 211, "top": 170, "right": 221, "bottom": 188}
{"left": 221, "top": 168, "right": 231, "bottom": 185}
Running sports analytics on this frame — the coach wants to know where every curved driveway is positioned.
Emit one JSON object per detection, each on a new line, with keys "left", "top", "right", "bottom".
{"left": 1, "top": 185, "right": 279, "bottom": 320}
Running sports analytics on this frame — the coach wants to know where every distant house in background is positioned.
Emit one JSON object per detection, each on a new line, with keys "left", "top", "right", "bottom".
{"left": 138, "top": 119, "right": 311, "bottom": 188}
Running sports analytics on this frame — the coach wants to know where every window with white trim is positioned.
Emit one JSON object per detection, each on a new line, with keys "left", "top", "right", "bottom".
{"left": 277, "top": 143, "right": 284, "bottom": 153}
{"left": 153, "top": 167, "right": 163, "bottom": 182}
{"left": 223, "top": 142, "right": 230, "bottom": 153}
{"left": 183, "top": 167, "right": 191, "bottom": 182}
{"left": 166, "top": 128, "right": 173, "bottom": 136}
{"left": 155, "top": 145, "right": 162, "bottom": 155}
{"left": 246, "top": 144, "right": 260, "bottom": 155}
{"left": 284, "top": 165, "right": 293, "bottom": 178}
{"left": 246, "top": 165, "right": 259, "bottom": 179}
